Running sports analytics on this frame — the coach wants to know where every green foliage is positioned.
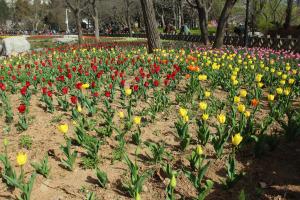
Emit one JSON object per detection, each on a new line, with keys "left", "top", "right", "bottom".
{"left": 3, "top": 171, "right": 37, "bottom": 200}
{"left": 31, "top": 155, "right": 51, "bottom": 178}
{"left": 174, "top": 120, "right": 190, "bottom": 151}
{"left": 95, "top": 168, "right": 108, "bottom": 188}
{"left": 122, "top": 154, "right": 152, "bottom": 198}
{"left": 184, "top": 159, "right": 213, "bottom": 200}
{"left": 144, "top": 141, "right": 169, "bottom": 164}
{"left": 19, "top": 135, "right": 33, "bottom": 150}
{"left": 60, "top": 139, "right": 78, "bottom": 171}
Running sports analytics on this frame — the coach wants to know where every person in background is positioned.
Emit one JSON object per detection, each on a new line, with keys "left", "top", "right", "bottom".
{"left": 179, "top": 24, "right": 191, "bottom": 35}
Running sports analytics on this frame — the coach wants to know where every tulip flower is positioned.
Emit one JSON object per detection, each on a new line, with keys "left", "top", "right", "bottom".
{"left": 18, "top": 104, "right": 26, "bottom": 114}
{"left": 237, "top": 104, "right": 246, "bottom": 113}
{"left": 133, "top": 116, "right": 141, "bottom": 125}
{"left": 202, "top": 113, "right": 209, "bottom": 121}
{"left": 179, "top": 108, "right": 188, "bottom": 118}
{"left": 232, "top": 133, "right": 243, "bottom": 146}
{"left": 58, "top": 123, "right": 68, "bottom": 134}
{"left": 125, "top": 88, "right": 132, "bottom": 96}
{"left": 267, "top": 94, "right": 275, "bottom": 101}
{"left": 239, "top": 89, "right": 247, "bottom": 97}
{"left": 217, "top": 113, "right": 226, "bottom": 124}
{"left": 199, "top": 101, "right": 207, "bottom": 111}
{"left": 16, "top": 152, "right": 27, "bottom": 166}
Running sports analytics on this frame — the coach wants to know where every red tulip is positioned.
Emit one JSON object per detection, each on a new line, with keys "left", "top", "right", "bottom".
{"left": 70, "top": 96, "right": 78, "bottom": 104}
{"left": 20, "top": 86, "right": 27, "bottom": 96}
{"left": 105, "top": 91, "right": 111, "bottom": 97}
{"left": 42, "top": 87, "right": 48, "bottom": 95}
{"left": 153, "top": 80, "right": 159, "bottom": 87}
{"left": 76, "top": 82, "right": 83, "bottom": 89}
{"left": 133, "top": 85, "right": 139, "bottom": 92}
{"left": 18, "top": 104, "right": 26, "bottom": 114}
{"left": 0, "top": 83, "right": 5, "bottom": 91}
{"left": 25, "top": 81, "right": 31, "bottom": 87}
{"left": 164, "top": 79, "right": 169, "bottom": 86}
{"left": 62, "top": 87, "right": 68, "bottom": 95}
{"left": 47, "top": 91, "right": 53, "bottom": 97}
{"left": 93, "top": 92, "right": 99, "bottom": 97}
{"left": 120, "top": 79, "right": 125, "bottom": 87}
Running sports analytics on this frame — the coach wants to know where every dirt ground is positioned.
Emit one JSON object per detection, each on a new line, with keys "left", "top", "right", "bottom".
{"left": 0, "top": 86, "right": 299, "bottom": 200}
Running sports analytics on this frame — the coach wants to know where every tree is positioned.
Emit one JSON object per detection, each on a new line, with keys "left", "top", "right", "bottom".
{"left": 213, "top": 0, "right": 238, "bottom": 48}
{"left": 0, "top": 0, "right": 9, "bottom": 27}
{"left": 187, "top": 0, "right": 212, "bottom": 45}
{"left": 123, "top": 0, "right": 134, "bottom": 37}
{"left": 283, "top": 0, "right": 293, "bottom": 28}
{"left": 140, "top": 0, "right": 161, "bottom": 53}
{"left": 89, "top": 0, "right": 100, "bottom": 41}
{"left": 65, "top": 0, "right": 89, "bottom": 44}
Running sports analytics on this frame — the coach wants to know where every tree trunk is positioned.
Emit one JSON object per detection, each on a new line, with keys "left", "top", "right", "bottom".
{"left": 127, "top": 16, "right": 132, "bottom": 37}
{"left": 213, "top": 0, "right": 237, "bottom": 48}
{"left": 197, "top": 6, "right": 209, "bottom": 45}
{"left": 140, "top": 0, "right": 161, "bottom": 53}
{"left": 94, "top": 12, "right": 100, "bottom": 42}
{"left": 178, "top": 0, "right": 183, "bottom": 28}
{"left": 161, "top": 14, "right": 165, "bottom": 28}
{"left": 75, "top": 11, "right": 82, "bottom": 45}
{"left": 172, "top": 0, "right": 177, "bottom": 28}
{"left": 284, "top": 0, "right": 293, "bottom": 29}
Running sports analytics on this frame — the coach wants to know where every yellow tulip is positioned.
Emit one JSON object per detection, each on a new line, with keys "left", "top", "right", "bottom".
{"left": 234, "top": 96, "right": 240, "bottom": 103}
{"left": 239, "top": 89, "right": 247, "bottom": 97}
{"left": 277, "top": 71, "right": 282, "bottom": 76}
{"left": 231, "top": 75, "right": 237, "bottom": 81}
{"left": 3, "top": 138, "right": 9, "bottom": 146}
{"left": 280, "top": 80, "right": 286, "bottom": 85}
{"left": 58, "top": 123, "right": 68, "bottom": 134}
{"left": 267, "top": 94, "right": 275, "bottom": 101}
{"left": 276, "top": 88, "right": 283, "bottom": 95}
{"left": 255, "top": 74, "right": 263, "bottom": 82}
{"left": 81, "top": 83, "right": 90, "bottom": 89}
{"left": 284, "top": 88, "right": 290, "bottom": 96}
{"left": 288, "top": 79, "right": 295, "bottom": 84}
{"left": 281, "top": 74, "right": 287, "bottom": 80}
{"left": 183, "top": 115, "right": 189, "bottom": 122}
{"left": 202, "top": 113, "right": 209, "bottom": 121}
{"left": 135, "top": 192, "right": 141, "bottom": 200}
{"left": 125, "top": 88, "right": 132, "bottom": 96}
{"left": 199, "top": 101, "right": 208, "bottom": 111}
{"left": 232, "top": 133, "right": 243, "bottom": 146}
{"left": 179, "top": 108, "right": 188, "bottom": 117}
{"left": 133, "top": 116, "right": 141, "bottom": 125}
{"left": 204, "top": 91, "right": 211, "bottom": 98}
{"left": 217, "top": 113, "right": 226, "bottom": 124}
{"left": 16, "top": 152, "right": 27, "bottom": 166}
{"left": 77, "top": 104, "right": 82, "bottom": 113}
{"left": 232, "top": 80, "right": 239, "bottom": 85}
{"left": 244, "top": 110, "right": 251, "bottom": 118}
{"left": 196, "top": 145, "right": 203, "bottom": 155}
{"left": 198, "top": 74, "right": 207, "bottom": 81}
{"left": 119, "top": 111, "right": 125, "bottom": 119}
{"left": 170, "top": 174, "right": 177, "bottom": 188}
{"left": 257, "top": 82, "right": 264, "bottom": 88}
{"left": 237, "top": 104, "right": 246, "bottom": 113}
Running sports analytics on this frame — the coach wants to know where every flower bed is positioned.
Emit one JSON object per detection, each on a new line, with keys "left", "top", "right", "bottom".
{"left": 0, "top": 45, "right": 299, "bottom": 200}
